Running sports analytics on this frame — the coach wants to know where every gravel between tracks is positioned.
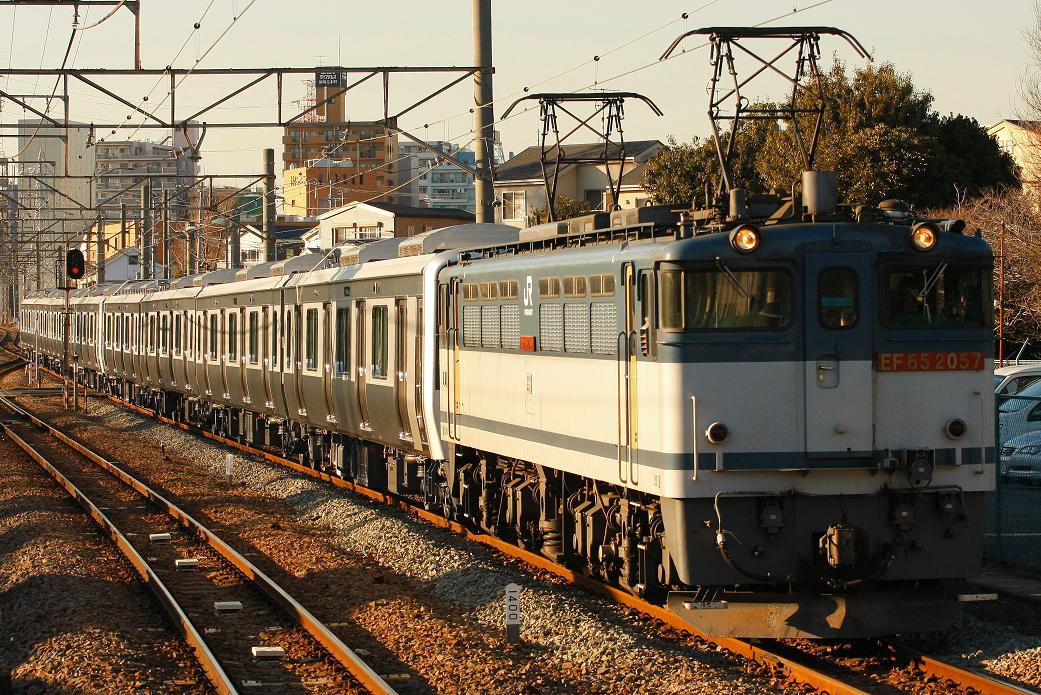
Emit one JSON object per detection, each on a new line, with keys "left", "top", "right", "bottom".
{"left": 17, "top": 390, "right": 804, "bottom": 695}
{"left": 0, "top": 428, "right": 212, "bottom": 694}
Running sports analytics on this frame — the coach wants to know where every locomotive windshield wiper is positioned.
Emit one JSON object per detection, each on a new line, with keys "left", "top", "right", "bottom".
{"left": 916, "top": 262, "right": 948, "bottom": 324}
{"left": 714, "top": 257, "right": 751, "bottom": 298}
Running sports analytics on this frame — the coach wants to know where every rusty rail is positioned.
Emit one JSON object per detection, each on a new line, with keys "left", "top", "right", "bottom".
{"left": 0, "top": 394, "right": 397, "bottom": 695}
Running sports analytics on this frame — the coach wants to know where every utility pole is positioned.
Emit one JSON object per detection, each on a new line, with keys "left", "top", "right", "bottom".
{"left": 120, "top": 203, "right": 128, "bottom": 251}
{"left": 8, "top": 184, "right": 17, "bottom": 318}
{"left": 999, "top": 222, "right": 1005, "bottom": 368}
{"left": 95, "top": 215, "right": 106, "bottom": 284}
{"left": 473, "top": 0, "right": 494, "bottom": 224}
{"left": 161, "top": 191, "right": 170, "bottom": 280}
{"left": 263, "top": 148, "right": 276, "bottom": 262}
{"left": 140, "top": 179, "right": 152, "bottom": 280}
{"left": 228, "top": 209, "right": 241, "bottom": 270}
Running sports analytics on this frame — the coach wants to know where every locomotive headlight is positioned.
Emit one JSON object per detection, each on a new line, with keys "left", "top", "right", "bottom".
{"left": 911, "top": 222, "right": 939, "bottom": 251}
{"left": 729, "top": 225, "right": 760, "bottom": 253}
{"left": 705, "top": 422, "right": 729, "bottom": 445}
{"left": 944, "top": 418, "right": 967, "bottom": 440}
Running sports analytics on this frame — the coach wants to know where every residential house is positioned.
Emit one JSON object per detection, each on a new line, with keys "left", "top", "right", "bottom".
{"left": 988, "top": 119, "right": 1040, "bottom": 191}
{"left": 316, "top": 201, "right": 474, "bottom": 249}
{"left": 493, "top": 140, "right": 663, "bottom": 227}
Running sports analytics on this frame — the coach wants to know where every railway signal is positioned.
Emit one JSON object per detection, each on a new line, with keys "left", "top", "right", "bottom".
{"left": 65, "top": 249, "right": 85, "bottom": 281}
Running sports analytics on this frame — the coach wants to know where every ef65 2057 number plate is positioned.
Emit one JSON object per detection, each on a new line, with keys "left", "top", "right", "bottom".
{"left": 876, "top": 351, "right": 985, "bottom": 372}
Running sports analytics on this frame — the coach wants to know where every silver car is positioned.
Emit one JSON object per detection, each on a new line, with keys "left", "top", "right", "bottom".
{"left": 998, "top": 379, "right": 1041, "bottom": 444}
{"left": 1000, "top": 429, "right": 1041, "bottom": 483}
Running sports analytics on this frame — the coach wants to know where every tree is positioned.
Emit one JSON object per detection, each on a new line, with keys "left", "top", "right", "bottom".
{"left": 929, "top": 188, "right": 1041, "bottom": 358}
{"left": 643, "top": 60, "right": 1015, "bottom": 208}
{"left": 527, "top": 195, "right": 593, "bottom": 225}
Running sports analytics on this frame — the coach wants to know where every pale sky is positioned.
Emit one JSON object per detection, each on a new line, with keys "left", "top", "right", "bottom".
{"left": 0, "top": 0, "right": 1034, "bottom": 185}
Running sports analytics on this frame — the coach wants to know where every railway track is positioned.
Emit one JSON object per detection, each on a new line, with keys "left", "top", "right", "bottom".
{"left": 0, "top": 391, "right": 396, "bottom": 695}
{"left": 5, "top": 347, "right": 1038, "bottom": 695}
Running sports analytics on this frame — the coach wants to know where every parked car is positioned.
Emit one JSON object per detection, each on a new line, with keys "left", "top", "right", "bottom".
{"left": 995, "top": 364, "right": 1041, "bottom": 395}
{"left": 998, "top": 379, "right": 1041, "bottom": 444}
{"left": 1000, "top": 429, "right": 1041, "bottom": 483}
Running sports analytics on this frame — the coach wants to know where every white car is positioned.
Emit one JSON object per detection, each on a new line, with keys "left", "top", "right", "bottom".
{"left": 1000, "top": 430, "right": 1041, "bottom": 483}
{"left": 995, "top": 364, "right": 1041, "bottom": 395}
{"left": 998, "top": 378, "right": 1041, "bottom": 444}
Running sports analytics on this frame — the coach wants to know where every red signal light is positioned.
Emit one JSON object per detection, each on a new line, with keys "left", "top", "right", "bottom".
{"left": 66, "top": 249, "right": 85, "bottom": 280}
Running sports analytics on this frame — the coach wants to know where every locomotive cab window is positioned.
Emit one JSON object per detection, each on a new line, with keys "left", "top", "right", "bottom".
{"left": 818, "top": 268, "right": 858, "bottom": 329}
{"left": 659, "top": 267, "right": 792, "bottom": 330}
{"left": 882, "top": 265, "right": 988, "bottom": 327}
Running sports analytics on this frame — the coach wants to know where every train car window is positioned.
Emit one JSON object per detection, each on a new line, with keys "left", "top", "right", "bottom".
{"left": 882, "top": 266, "right": 988, "bottom": 327}
{"left": 499, "top": 280, "right": 519, "bottom": 299}
{"left": 479, "top": 282, "right": 498, "bottom": 300}
{"left": 305, "top": 308, "right": 318, "bottom": 370}
{"left": 284, "top": 310, "right": 293, "bottom": 368}
{"left": 209, "top": 313, "right": 218, "bottom": 360}
{"left": 149, "top": 315, "right": 156, "bottom": 353}
{"left": 590, "top": 274, "right": 616, "bottom": 297}
{"left": 659, "top": 268, "right": 792, "bottom": 330}
{"left": 174, "top": 314, "right": 181, "bottom": 355}
{"left": 271, "top": 310, "right": 279, "bottom": 367}
{"left": 335, "top": 306, "right": 350, "bottom": 374}
{"left": 819, "top": 268, "right": 858, "bottom": 329}
{"left": 563, "top": 277, "right": 587, "bottom": 297}
{"left": 248, "top": 312, "right": 259, "bottom": 364}
{"left": 371, "top": 305, "right": 388, "bottom": 379}
{"left": 228, "top": 312, "right": 238, "bottom": 361}
{"left": 539, "top": 278, "right": 561, "bottom": 298}
{"left": 462, "top": 283, "right": 479, "bottom": 301}
{"left": 161, "top": 314, "right": 169, "bottom": 353}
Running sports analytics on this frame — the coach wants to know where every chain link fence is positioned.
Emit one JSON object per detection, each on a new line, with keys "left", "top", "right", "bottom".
{"left": 987, "top": 392, "right": 1041, "bottom": 572}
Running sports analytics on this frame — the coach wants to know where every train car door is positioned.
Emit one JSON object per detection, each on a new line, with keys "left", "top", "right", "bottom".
{"left": 354, "top": 298, "right": 370, "bottom": 430}
{"left": 365, "top": 299, "right": 401, "bottom": 442}
{"left": 394, "top": 298, "right": 413, "bottom": 442}
{"left": 803, "top": 254, "right": 874, "bottom": 457}
{"left": 617, "top": 263, "right": 639, "bottom": 485}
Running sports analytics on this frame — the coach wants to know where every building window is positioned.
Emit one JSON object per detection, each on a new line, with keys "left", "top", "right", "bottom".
{"left": 584, "top": 189, "right": 605, "bottom": 211}
{"left": 502, "top": 191, "right": 526, "bottom": 221}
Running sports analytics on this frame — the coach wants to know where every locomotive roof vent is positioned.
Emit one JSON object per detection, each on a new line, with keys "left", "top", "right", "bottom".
{"left": 341, "top": 237, "right": 406, "bottom": 266}
{"left": 878, "top": 199, "right": 912, "bottom": 224}
{"left": 802, "top": 171, "right": 838, "bottom": 218}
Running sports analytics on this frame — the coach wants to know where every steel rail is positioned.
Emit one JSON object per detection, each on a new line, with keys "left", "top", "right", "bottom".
{"left": 882, "top": 643, "right": 1039, "bottom": 695}
{"left": 0, "top": 399, "right": 238, "bottom": 695}
{"left": 0, "top": 394, "right": 397, "bottom": 695}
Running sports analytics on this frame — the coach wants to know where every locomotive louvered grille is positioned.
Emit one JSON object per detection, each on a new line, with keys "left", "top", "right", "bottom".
{"left": 564, "top": 304, "right": 590, "bottom": 353}
{"left": 501, "top": 304, "right": 520, "bottom": 349}
{"left": 540, "top": 304, "right": 564, "bottom": 352}
{"left": 463, "top": 305, "right": 481, "bottom": 347}
{"left": 481, "top": 305, "right": 500, "bottom": 348}
{"left": 591, "top": 303, "right": 618, "bottom": 355}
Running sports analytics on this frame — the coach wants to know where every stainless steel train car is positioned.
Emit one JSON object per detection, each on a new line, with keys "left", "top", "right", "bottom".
{"left": 20, "top": 206, "right": 995, "bottom": 638}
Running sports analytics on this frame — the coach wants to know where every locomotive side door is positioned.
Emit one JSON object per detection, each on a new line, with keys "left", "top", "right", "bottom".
{"left": 803, "top": 253, "right": 874, "bottom": 458}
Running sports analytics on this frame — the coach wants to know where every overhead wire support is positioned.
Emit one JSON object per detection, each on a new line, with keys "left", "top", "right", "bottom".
{"left": 0, "top": 0, "right": 140, "bottom": 68}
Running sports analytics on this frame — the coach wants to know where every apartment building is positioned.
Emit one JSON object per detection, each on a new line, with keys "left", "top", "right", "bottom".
{"left": 93, "top": 129, "right": 199, "bottom": 220}
{"left": 398, "top": 140, "right": 476, "bottom": 213}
